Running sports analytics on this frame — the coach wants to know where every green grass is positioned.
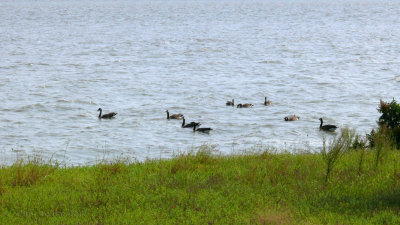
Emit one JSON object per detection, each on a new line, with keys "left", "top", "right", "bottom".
{"left": 0, "top": 147, "right": 400, "bottom": 224}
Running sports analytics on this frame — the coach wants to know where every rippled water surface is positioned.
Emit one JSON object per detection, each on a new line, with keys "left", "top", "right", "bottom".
{"left": 1, "top": 0, "right": 400, "bottom": 164}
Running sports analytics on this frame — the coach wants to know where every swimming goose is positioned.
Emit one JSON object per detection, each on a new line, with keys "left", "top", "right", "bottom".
{"left": 193, "top": 124, "right": 212, "bottom": 133}
{"left": 226, "top": 99, "right": 234, "bottom": 106}
{"left": 182, "top": 117, "right": 201, "bottom": 128}
{"left": 237, "top": 103, "right": 253, "bottom": 108}
{"left": 284, "top": 115, "right": 300, "bottom": 121}
{"left": 319, "top": 118, "right": 337, "bottom": 131}
{"left": 97, "top": 108, "right": 117, "bottom": 119}
{"left": 264, "top": 97, "right": 271, "bottom": 106}
{"left": 166, "top": 110, "right": 183, "bottom": 120}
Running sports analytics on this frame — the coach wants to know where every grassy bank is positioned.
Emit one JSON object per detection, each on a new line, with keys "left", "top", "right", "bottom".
{"left": 0, "top": 147, "right": 399, "bottom": 224}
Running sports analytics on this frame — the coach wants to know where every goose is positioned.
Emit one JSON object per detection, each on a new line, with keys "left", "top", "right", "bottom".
{"left": 264, "top": 97, "right": 271, "bottom": 106}
{"left": 237, "top": 103, "right": 253, "bottom": 108}
{"left": 182, "top": 117, "right": 201, "bottom": 128}
{"left": 226, "top": 99, "right": 234, "bottom": 106}
{"left": 319, "top": 118, "right": 337, "bottom": 132}
{"left": 166, "top": 110, "right": 183, "bottom": 120}
{"left": 97, "top": 108, "right": 117, "bottom": 119}
{"left": 193, "top": 124, "right": 212, "bottom": 133}
{"left": 284, "top": 115, "right": 300, "bottom": 121}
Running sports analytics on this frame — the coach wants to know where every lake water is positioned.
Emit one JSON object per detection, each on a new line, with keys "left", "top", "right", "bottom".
{"left": 1, "top": 0, "right": 399, "bottom": 165}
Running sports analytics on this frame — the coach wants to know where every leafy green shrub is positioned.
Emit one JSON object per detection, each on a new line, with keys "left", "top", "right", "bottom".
{"left": 377, "top": 99, "right": 400, "bottom": 148}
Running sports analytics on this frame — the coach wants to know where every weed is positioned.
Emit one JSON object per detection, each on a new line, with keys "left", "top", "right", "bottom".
{"left": 321, "top": 128, "right": 356, "bottom": 183}
{"left": 357, "top": 147, "right": 366, "bottom": 175}
{"left": 11, "top": 160, "right": 56, "bottom": 187}
{"left": 373, "top": 127, "right": 393, "bottom": 169}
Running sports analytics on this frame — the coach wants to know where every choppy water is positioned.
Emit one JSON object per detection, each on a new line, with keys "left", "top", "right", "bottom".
{"left": 1, "top": 0, "right": 400, "bottom": 165}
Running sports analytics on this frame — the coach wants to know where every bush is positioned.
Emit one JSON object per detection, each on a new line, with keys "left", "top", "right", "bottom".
{"left": 377, "top": 99, "right": 400, "bottom": 148}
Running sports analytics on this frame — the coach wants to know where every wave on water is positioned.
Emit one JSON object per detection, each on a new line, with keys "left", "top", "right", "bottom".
{"left": 62, "top": 63, "right": 84, "bottom": 68}
{"left": 259, "top": 60, "right": 283, "bottom": 64}
{"left": 56, "top": 99, "right": 96, "bottom": 105}
{"left": 15, "top": 103, "right": 47, "bottom": 112}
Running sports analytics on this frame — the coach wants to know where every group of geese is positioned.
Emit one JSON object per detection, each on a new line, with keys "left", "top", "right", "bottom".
{"left": 97, "top": 96, "right": 338, "bottom": 133}
{"left": 166, "top": 110, "right": 212, "bottom": 133}
{"left": 226, "top": 97, "right": 338, "bottom": 132}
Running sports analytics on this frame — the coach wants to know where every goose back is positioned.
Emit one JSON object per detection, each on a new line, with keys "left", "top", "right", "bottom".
{"left": 237, "top": 103, "right": 253, "bottom": 108}
{"left": 284, "top": 115, "right": 299, "bottom": 121}
{"left": 193, "top": 124, "right": 212, "bottom": 133}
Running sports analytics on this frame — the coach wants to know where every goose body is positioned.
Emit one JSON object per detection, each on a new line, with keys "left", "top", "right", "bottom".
{"left": 284, "top": 115, "right": 300, "bottom": 121}
{"left": 264, "top": 97, "right": 271, "bottom": 106}
{"left": 237, "top": 103, "right": 253, "bottom": 108}
{"left": 193, "top": 124, "right": 212, "bottom": 133}
{"left": 319, "top": 118, "right": 337, "bottom": 131}
{"left": 166, "top": 110, "right": 183, "bottom": 120}
{"left": 226, "top": 99, "right": 234, "bottom": 106}
{"left": 97, "top": 108, "right": 117, "bottom": 119}
{"left": 182, "top": 117, "right": 201, "bottom": 128}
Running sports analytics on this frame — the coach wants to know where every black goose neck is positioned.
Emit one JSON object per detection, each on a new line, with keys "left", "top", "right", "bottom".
{"left": 98, "top": 108, "right": 102, "bottom": 118}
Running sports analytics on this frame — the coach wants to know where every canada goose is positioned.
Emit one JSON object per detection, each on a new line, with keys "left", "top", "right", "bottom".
{"left": 97, "top": 108, "right": 117, "bottom": 119}
{"left": 264, "top": 97, "right": 271, "bottom": 106}
{"left": 182, "top": 117, "right": 201, "bottom": 128}
{"left": 319, "top": 118, "right": 338, "bottom": 131}
{"left": 226, "top": 99, "right": 234, "bottom": 106}
{"left": 193, "top": 124, "right": 212, "bottom": 133}
{"left": 284, "top": 115, "right": 300, "bottom": 121}
{"left": 237, "top": 103, "right": 253, "bottom": 108}
{"left": 166, "top": 110, "right": 183, "bottom": 120}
